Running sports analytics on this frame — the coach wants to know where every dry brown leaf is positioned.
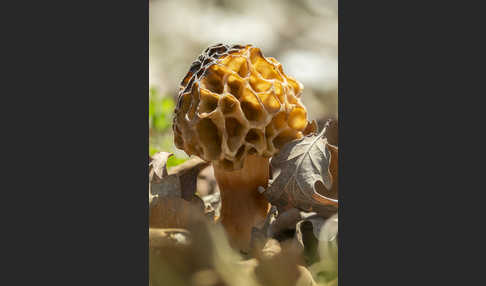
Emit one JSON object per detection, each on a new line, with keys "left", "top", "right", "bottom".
{"left": 170, "top": 157, "right": 209, "bottom": 201}
{"left": 151, "top": 174, "right": 181, "bottom": 197}
{"left": 312, "top": 143, "right": 338, "bottom": 216}
{"left": 150, "top": 196, "right": 205, "bottom": 228}
{"left": 149, "top": 220, "right": 233, "bottom": 286}
{"left": 149, "top": 153, "right": 209, "bottom": 199}
{"left": 262, "top": 128, "right": 338, "bottom": 217}
{"left": 253, "top": 240, "right": 314, "bottom": 286}
{"left": 150, "top": 151, "right": 173, "bottom": 181}
{"left": 323, "top": 118, "right": 338, "bottom": 146}
{"left": 149, "top": 227, "right": 199, "bottom": 286}
{"left": 149, "top": 227, "right": 194, "bottom": 286}
{"left": 327, "top": 144, "right": 338, "bottom": 198}
{"left": 149, "top": 151, "right": 177, "bottom": 201}
{"left": 268, "top": 208, "right": 303, "bottom": 238}
{"left": 149, "top": 156, "right": 211, "bottom": 228}
{"left": 150, "top": 157, "right": 209, "bottom": 197}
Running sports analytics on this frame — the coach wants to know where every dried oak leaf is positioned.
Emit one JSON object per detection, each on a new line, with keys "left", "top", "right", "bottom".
{"left": 263, "top": 128, "right": 338, "bottom": 217}
{"left": 169, "top": 157, "right": 210, "bottom": 201}
{"left": 149, "top": 152, "right": 210, "bottom": 228}
{"left": 149, "top": 152, "right": 209, "bottom": 200}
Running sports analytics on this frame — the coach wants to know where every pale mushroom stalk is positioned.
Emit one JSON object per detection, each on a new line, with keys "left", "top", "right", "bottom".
{"left": 212, "top": 154, "right": 270, "bottom": 251}
{"left": 173, "top": 44, "right": 310, "bottom": 252}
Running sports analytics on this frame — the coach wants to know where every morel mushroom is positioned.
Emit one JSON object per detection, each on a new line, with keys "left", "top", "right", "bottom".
{"left": 173, "top": 43, "right": 310, "bottom": 251}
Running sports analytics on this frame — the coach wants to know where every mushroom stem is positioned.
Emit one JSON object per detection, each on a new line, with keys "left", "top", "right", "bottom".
{"left": 213, "top": 154, "right": 270, "bottom": 252}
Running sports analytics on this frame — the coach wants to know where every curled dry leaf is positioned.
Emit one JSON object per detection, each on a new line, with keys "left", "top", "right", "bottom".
{"left": 149, "top": 151, "right": 173, "bottom": 181}
{"left": 250, "top": 206, "right": 303, "bottom": 243}
{"left": 150, "top": 154, "right": 210, "bottom": 199}
{"left": 262, "top": 128, "right": 338, "bottom": 217}
{"left": 322, "top": 118, "right": 338, "bottom": 146}
{"left": 149, "top": 153, "right": 210, "bottom": 228}
{"left": 268, "top": 208, "right": 302, "bottom": 239}
{"left": 326, "top": 144, "right": 338, "bottom": 198}
{"left": 253, "top": 240, "right": 316, "bottom": 286}
{"left": 170, "top": 157, "right": 210, "bottom": 201}
{"left": 311, "top": 143, "right": 338, "bottom": 217}
{"left": 294, "top": 215, "right": 326, "bottom": 265}
{"left": 149, "top": 151, "right": 178, "bottom": 198}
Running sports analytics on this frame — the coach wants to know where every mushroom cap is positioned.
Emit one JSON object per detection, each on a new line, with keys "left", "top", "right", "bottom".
{"left": 173, "top": 44, "right": 309, "bottom": 171}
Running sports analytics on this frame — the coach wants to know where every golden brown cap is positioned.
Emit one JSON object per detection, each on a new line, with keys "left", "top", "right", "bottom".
{"left": 173, "top": 44, "right": 309, "bottom": 171}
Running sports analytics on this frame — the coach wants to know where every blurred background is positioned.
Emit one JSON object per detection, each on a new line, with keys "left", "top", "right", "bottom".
{"left": 149, "top": 0, "right": 338, "bottom": 163}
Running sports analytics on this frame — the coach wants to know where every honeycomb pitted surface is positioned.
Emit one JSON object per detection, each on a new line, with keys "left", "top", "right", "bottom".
{"left": 173, "top": 44, "right": 309, "bottom": 171}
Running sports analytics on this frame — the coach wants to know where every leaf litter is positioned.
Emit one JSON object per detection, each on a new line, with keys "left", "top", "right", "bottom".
{"left": 149, "top": 121, "right": 339, "bottom": 286}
